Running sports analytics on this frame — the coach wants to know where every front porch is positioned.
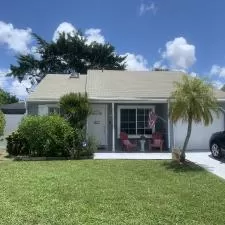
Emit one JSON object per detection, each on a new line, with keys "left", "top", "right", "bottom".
{"left": 88, "top": 101, "right": 173, "bottom": 152}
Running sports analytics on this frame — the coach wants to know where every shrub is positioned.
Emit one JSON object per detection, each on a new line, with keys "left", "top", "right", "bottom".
{"left": 80, "top": 136, "right": 98, "bottom": 159}
{"left": 18, "top": 115, "right": 75, "bottom": 157}
{"left": 0, "top": 111, "right": 5, "bottom": 136}
{"left": 60, "top": 92, "right": 91, "bottom": 129}
{"left": 6, "top": 132, "right": 29, "bottom": 156}
{"left": 6, "top": 115, "right": 96, "bottom": 159}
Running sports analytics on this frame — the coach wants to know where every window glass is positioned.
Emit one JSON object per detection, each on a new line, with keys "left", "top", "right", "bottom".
{"left": 120, "top": 107, "right": 153, "bottom": 136}
{"left": 48, "top": 107, "right": 59, "bottom": 115}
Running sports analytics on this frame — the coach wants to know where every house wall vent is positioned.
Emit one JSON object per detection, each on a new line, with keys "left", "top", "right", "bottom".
{"left": 69, "top": 72, "right": 80, "bottom": 78}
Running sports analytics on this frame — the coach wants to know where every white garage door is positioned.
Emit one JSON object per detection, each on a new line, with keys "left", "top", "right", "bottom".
{"left": 173, "top": 112, "right": 224, "bottom": 150}
{"left": 4, "top": 114, "right": 24, "bottom": 136}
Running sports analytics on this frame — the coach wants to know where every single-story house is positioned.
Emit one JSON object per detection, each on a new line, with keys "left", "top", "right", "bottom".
{"left": 0, "top": 102, "right": 26, "bottom": 136}
{"left": 26, "top": 70, "right": 225, "bottom": 152}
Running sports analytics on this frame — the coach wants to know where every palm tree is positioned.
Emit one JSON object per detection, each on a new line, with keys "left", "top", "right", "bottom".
{"left": 169, "top": 75, "right": 219, "bottom": 162}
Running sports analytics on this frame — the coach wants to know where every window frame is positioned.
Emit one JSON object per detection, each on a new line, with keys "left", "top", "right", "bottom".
{"left": 47, "top": 104, "right": 60, "bottom": 115}
{"left": 117, "top": 105, "right": 155, "bottom": 138}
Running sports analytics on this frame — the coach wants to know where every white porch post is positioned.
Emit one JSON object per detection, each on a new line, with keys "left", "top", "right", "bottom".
{"left": 167, "top": 100, "right": 171, "bottom": 150}
{"left": 112, "top": 102, "right": 115, "bottom": 152}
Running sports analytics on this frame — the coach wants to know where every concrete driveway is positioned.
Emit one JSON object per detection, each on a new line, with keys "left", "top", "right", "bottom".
{"left": 186, "top": 151, "right": 225, "bottom": 180}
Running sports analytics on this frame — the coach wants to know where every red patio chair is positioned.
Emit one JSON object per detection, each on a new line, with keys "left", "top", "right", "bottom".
{"left": 149, "top": 132, "right": 164, "bottom": 152}
{"left": 120, "top": 132, "right": 137, "bottom": 151}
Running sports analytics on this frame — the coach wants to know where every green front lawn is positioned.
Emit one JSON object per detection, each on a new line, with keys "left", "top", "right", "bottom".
{"left": 0, "top": 160, "right": 224, "bottom": 225}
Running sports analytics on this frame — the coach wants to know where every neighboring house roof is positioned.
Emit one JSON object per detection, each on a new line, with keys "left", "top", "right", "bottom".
{"left": 28, "top": 74, "right": 87, "bottom": 101}
{"left": 27, "top": 70, "right": 225, "bottom": 102}
{"left": 0, "top": 102, "right": 26, "bottom": 114}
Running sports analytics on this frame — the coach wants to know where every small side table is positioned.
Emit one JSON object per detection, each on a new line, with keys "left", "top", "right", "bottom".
{"left": 140, "top": 139, "right": 146, "bottom": 152}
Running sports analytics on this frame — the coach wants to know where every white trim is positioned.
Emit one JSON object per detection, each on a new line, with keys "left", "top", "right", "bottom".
{"left": 27, "top": 98, "right": 225, "bottom": 103}
{"left": 112, "top": 103, "right": 115, "bottom": 152}
{"left": 167, "top": 101, "right": 170, "bottom": 149}
{"left": 105, "top": 104, "right": 108, "bottom": 146}
{"left": 27, "top": 98, "right": 168, "bottom": 103}
{"left": 117, "top": 105, "right": 155, "bottom": 138}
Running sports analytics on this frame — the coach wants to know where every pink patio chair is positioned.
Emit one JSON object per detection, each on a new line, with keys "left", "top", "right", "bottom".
{"left": 149, "top": 132, "right": 164, "bottom": 152}
{"left": 120, "top": 132, "right": 137, "bottom": 151}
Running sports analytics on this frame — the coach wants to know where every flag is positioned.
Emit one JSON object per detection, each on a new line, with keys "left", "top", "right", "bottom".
{"left": 148, "top": 110, "right": 157, "bottom": 128}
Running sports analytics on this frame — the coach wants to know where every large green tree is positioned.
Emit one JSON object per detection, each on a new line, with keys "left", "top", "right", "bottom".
{"left": 169, "top": 75, "right": 219, "bottom": 162}
{"left": 10, "top": 32, "right": 126, "bottom": 82}
{"left": 0, "top": 88, "right": 19, "bottom": 105}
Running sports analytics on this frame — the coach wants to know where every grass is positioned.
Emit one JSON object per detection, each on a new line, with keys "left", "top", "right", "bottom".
{"left": 0, "top": 160, "right": 224, "bottom": 225}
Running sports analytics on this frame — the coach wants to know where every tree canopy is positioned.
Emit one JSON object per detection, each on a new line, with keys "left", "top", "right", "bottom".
{"left": 10, "top": 32, "right": 126, "bottom": 82}
{"left": 169, "top": 75, "right": 219, "bottom": 162}
{"left": 0, "top": 88, "right": 19, "bottom": 105}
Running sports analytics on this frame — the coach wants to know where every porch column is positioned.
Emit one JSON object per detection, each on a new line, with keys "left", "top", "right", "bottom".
{"left": 167, "top": 100, "right": 171, "bottom": 150}
{"left": 112, "top": 102, "right": 115, "bottom": 152}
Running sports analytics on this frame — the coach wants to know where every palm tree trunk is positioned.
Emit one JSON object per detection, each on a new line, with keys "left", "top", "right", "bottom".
{"left": 181, "top": 118, "right": 192, "bottom": 162}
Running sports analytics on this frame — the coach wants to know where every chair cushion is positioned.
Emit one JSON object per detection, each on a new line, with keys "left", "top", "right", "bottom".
{"left": 153, "top": 139, "right": 162, "bottom": 146}
{"left": 123, "top": 139, "right": 130, "bottom": 145}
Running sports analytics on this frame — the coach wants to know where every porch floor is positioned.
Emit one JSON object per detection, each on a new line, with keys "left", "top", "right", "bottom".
{"left": 94, "top": 152, "right": 171, "bottom": 160}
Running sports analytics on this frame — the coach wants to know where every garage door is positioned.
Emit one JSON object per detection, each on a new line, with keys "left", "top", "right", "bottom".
{"left": 173, "top": 112, "right": 224, "bottom": 150}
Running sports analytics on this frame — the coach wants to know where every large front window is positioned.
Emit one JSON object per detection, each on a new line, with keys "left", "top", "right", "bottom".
{"left": 118, "top": 106, "right": 154, "bottom": 137}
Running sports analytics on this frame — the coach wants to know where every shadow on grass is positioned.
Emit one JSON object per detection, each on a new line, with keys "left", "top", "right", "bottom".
{"left": 162, "top": 160, "right": 205, "bottom": 173}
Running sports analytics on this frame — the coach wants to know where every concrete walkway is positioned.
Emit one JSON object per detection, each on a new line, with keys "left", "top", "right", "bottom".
{"left": 186, "top": 151, "right": 225, "bottom": 180}
{"left": 94, "top": 152, "right": 171, "bottom": 160}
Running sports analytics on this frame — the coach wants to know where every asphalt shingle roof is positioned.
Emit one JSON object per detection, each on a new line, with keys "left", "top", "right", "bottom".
{"left": 27, "top": 70, "right": 225, "bottom": 101}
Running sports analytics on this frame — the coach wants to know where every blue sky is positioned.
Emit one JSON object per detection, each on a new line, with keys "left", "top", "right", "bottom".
{"left": 0, "top": 0, "right": 225, "bottom": 98}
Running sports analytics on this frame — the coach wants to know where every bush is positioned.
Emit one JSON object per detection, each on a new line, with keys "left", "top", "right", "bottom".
{"left": 7, "top": 115, "right": 96, "bottom": 159}
{"left": 6, "top": 132, "right": 29, "bottom": 156}
{"left": 0, "top": 111, "right": 5, "bottom": 136}
{"left": 16, "top": 115, "right": 75, "bottom": 157}
{"left": 60, "top": 92, "right": 91, "bottom": 129}
{"left": 80, "top": 136, "right": 98, "bottom": 159}
{"left": 6, "top": 115, "right": 96, "bottom": 159}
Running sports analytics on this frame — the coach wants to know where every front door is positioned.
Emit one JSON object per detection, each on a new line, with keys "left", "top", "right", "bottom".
{"left": 87, "top": 104, "right": 107, "bottom": 147}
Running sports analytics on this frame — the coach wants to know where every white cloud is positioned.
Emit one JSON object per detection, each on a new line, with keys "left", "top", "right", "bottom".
{"left": 53, "top": 22, "right": 77, "bottom": 42}
{"left": 139, "top": 2, "right": 157, "bottom": 16}
{"left": 212, "top": 80, "right": 224, "bottom": 89}
{"left": 153, "top": 60, "right": 162, "bottom": 68}
{"left": 122, "top": 53, "right": 149, "bottom": 71}
{"left": 85, "top": 28, "right": 105, "bottom": 45}
{"left": 189, "top": 72, "right": 197, "bottom": 77}
{"left": 0, "top": 21, "right": 32, "bottom": 54}
{"left": 210, "top": 64, "right": 225, "bottom": 78}
{"left": 0, "top": 69, "right": 30, "bottom": 99}
{"left": 8, "top": 79, "right": 29, "bottom": 98}
{"left": 162, "top": 37, "right": 196, "bottom": 69}
{"left": 30, "top": 46, "right": 41, "bottom": 60}
{"left": 0, "top": 69, "right": 9, "bottom": 87}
